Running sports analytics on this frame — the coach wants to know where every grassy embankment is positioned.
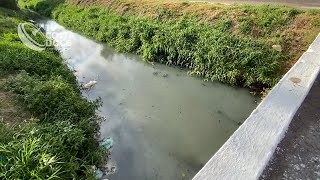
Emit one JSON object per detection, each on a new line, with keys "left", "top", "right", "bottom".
{"left": 20, "top": 0, "right": 320, "bottom": 90}
{"left": 0, "top": 6, "right": 105, "bottom": 179}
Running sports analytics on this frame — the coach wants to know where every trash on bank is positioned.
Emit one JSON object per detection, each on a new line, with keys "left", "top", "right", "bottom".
{"left": 103, "top": 159, "right": 117, "bottom": 175}
{"left": 272, "top": 45, "right": 282, "bottom": 52}
{"left": 100, "top": 137, "right": 113, "bottom": 150}
{"left": 95, "top": 168, "right": 103, "bottom": 180}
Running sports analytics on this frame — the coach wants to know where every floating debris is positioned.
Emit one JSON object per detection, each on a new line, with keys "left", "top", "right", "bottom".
{"left": 162, "top": 73, "right": 169, "bottom": 78}
{"left": 100, "top": 137, "right": 113, "bottom": 150}
{"left": 110, "top": 166, "right": 116, "bottom": 173}
{"left": 102, "top": 159, "right": 117, "bottom": 175}
{"left": 83, "top": 80, "right": 97, "bottom": 89}
{"left": 153, "top": 71, "right": 160, "bottom": 76}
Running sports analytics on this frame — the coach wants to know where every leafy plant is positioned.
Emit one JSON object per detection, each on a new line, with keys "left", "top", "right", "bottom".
{"left": 49, "top": 4, "right": 286, "bottom": 87}
{"left": 0, "top": 7, "right": 105, "bottom": 179}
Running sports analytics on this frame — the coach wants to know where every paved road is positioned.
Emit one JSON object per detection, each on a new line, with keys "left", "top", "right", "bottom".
{"left": 260, "top": 75, "right": 320, "bottom": 179}
{"left": 191, "top": 0, "right": 320, "bottom": 8}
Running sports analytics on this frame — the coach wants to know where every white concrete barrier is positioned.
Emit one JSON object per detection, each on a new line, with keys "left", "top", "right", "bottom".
{"left": 193, "top": 33, "right": 320, "bottom": 180}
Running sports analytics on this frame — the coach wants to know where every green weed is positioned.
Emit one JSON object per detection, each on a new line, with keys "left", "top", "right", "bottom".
{"left": 19, "top": 0, "right": 320, "bottom": 88}
{"left": 0, "top": 7, "right": 105, "bottom": 179}
{"left": 50, "top": 4, "right": 285, "bottom": 87}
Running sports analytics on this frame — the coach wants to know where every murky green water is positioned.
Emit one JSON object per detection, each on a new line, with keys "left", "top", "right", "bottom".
{"left": 40, "top": 20, "right": 258, "bottom": 180}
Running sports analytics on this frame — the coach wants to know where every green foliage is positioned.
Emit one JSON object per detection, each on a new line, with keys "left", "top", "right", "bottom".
{"left": 0, "top": 0, "right": 18, "bottom": 10}
{"left": 311, "top": 18, "right": 320, "bottom": 27}
{"left": 0, "top": 136, "right": 62, "bottom": 179}
{"left": 19, "top": 0, "right": 320, "bottom": 88}
{"left": 307, "top": 9, "right": 320, "bottom": 15}
{"left": 17, "top": 1, "right": 320, "bottom": 86}
{"left": 5, "top": 72, "right": 99, "bottom": 122}
{"left": 0, "top": 41, "right": 75, "bottom": 84}
{"left": 0, "top": 7, "right": 104, "bottom": 179}
{"left": 0, "top": 117, "right": 101, "bottom": 179}
{"left": 0, "top": 7, "right": 26, "bottom": 35}
{"left": 49, "top": 4, "right": 285, "bottom": 87}
{"left": 238, "top": 5, "right": 301, "bottom": 36}
{"left": 19, "top": 0, "right": 63, "bottom": 16}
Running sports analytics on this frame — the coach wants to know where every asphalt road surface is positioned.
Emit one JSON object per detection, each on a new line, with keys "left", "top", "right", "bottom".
{"left": 260, "top": 75, "right": 320, "bottom": 179}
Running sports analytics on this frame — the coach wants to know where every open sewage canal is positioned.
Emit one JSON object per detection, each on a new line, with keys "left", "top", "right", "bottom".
{"left": 40, "top": 19, "right": 259, "bottom": 180}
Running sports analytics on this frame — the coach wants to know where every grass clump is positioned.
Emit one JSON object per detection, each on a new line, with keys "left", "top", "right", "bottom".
{"left": 0, "top": 6, "right": 105, "bottom": 179}
{"left": 18, "top": 0, "right": 63, "bottom": 16}
{"left": 34, "top": 2, "right": 284, "bottom": 88}
{"left": 19, "top": 0, "right": 320, "bottom": 89}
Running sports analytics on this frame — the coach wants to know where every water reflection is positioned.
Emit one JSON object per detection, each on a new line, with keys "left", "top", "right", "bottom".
{"left": 40, "top": 19, "right": 258, "bottom": 180}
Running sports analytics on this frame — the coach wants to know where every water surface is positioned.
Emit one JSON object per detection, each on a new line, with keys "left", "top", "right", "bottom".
{"left": 40, "top": 20, "right": 259, "bottom": 180}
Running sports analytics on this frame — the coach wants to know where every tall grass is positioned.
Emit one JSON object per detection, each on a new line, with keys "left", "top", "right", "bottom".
{"left": 19, "top": 0, "right": 320, "bottom": 89}
{"left": 50, "top": 4, "right": 285, "bottom": 87}
{"left": 0, "top": 7, "right": 104, "bottom": 179}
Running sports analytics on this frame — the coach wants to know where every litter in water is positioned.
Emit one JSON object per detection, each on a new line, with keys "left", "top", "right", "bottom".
{"left": 95, "top": 168, "right": 104, "bottom": 180}
{"left": 83, "top": 80, "right": 97, "bottom": 89}
{"left": 100, "top": 137, "right": 113, "bottom": 150}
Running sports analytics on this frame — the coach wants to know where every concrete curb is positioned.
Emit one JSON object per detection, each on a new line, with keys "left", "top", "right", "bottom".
{"left": 193, "top": 33, "right": 320, "bottom": 180}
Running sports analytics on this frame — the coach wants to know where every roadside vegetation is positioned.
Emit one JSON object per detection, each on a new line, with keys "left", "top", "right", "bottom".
{"left": 0, "top": 5, "right": 105, "bottom": 179}
{"left": 19, "top": 0, "right": 320, "bottom": 90}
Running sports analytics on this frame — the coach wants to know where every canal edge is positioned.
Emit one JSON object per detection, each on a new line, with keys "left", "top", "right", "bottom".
{"left": 192, "top": 33, "right": 320, "bottom": 180}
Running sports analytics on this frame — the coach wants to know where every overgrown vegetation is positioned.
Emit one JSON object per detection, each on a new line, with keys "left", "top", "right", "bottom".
{"left": 0, "top": 6, "right": 105, "bottom": 179}
{"left": 19, "top": 0, "right": 320, "bottom": 89}
{"left": 0, "top": 0, "right": 18, "bottom": 10}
